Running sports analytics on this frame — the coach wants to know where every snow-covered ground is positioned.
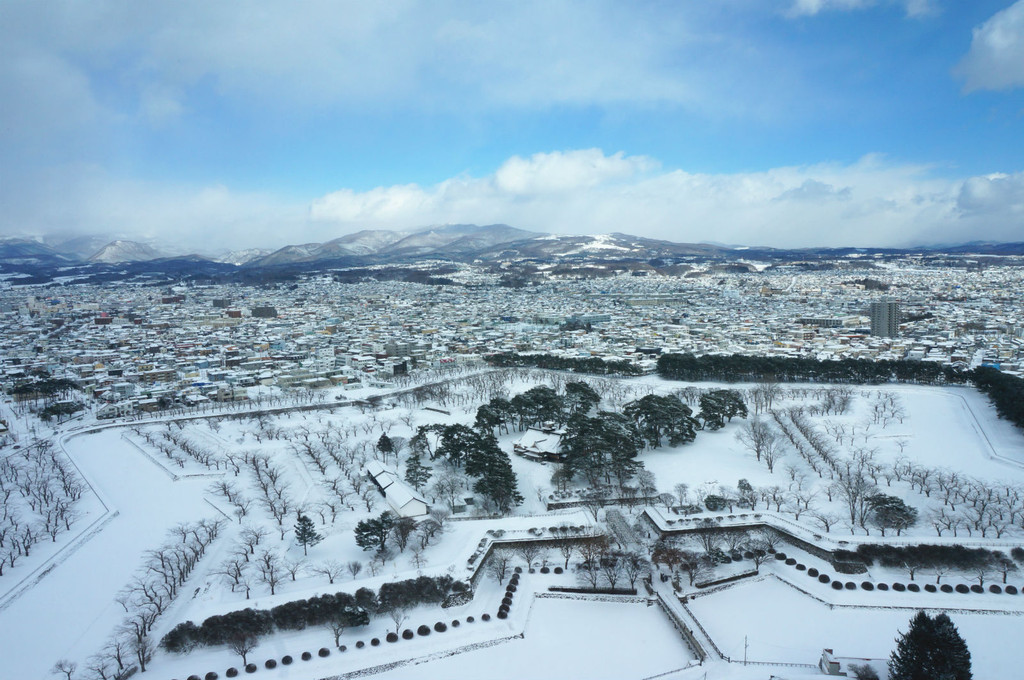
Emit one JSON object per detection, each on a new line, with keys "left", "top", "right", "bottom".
{"left": 4, "top": 373, "right": 1024, "bottom": 679}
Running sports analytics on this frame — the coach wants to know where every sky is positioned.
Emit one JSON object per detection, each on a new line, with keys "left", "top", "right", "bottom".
{"left": 2, "top": 0, "right": 1024, "bottom": 252}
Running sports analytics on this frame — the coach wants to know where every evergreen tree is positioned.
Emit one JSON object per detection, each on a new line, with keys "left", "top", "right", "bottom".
{"left": 376, "top": 434, "right": 394, "bottom": 462}
{"left": 889, "top": 611, "right": 971, "bottom": 680}
{"left": 564, "top": 380, "right": 600, "bottom": 417}
{"left": 404, "top": 452, "right": 431, "bottom": 491}
{"left": 354, "top": 511, "right": 395, "bottom": 552}
{"left": 294, "top": 514, "right": 323, "bottom": 555}
{"left": 472, "top": 450, "right": 523, "bottom": 515}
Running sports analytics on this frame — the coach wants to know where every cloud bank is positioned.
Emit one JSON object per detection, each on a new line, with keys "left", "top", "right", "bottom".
{"left": 956, "top": 0, "right": 1024, "bottom": 92}
{"left": 308, "top": 150, "right": 1021, "bottom": 249}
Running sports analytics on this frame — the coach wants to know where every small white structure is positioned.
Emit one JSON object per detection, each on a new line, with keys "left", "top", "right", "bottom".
{"left": 513, "top": 426, "right": 566, "bottom": 463}
{"left": 365, "top": 460, "right": 429, "bottom": 518}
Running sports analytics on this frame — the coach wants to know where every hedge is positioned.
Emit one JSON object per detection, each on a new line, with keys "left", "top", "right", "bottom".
{"left": 163, "top": 575, "right": 468, "bottom": 653}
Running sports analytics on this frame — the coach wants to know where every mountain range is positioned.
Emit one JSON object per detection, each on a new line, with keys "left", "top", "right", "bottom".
{"left": 1, "top": 225, "right": 1023, "bottom": 285}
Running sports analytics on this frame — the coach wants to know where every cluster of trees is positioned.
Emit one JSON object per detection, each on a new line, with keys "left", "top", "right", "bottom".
{"left": 839, "top": 544, "right": 1019, "bottom": 584}
{"left": 353, "top": 508, "right": 450, "bottom": 560}
{"left": 408, "top": 419, "right": 525, "bottom": 515}
{"left": 8, "top": 376, "right": 80, "bottom": 412}
{"left": 651, "top": 528, "right": 775, "bottom": 586}
{"left": 486, "top": 352, "right": 644, "bottom": 375}
{"left": 161, "top": 574, "right": 467, "bottom": 654}
{"left": 560, "top": 389, "right": 746, "bottom": 489}
{"left": 973, "top": 366, "right": 1024, "bottom": 431}
{"left": 486, "top": 536, "right": 650, "bottom": 591}
{"left": 0, "top": 441, "right": 84, "bottom": 577}
{"left": 657, "top": 353, "right": 968, "bottom": 386}
{"left": 85, "top": 520, "right": 224, "bottom": 678}
{"left": 473, "top": 382, "right": 601, "bottom": 434}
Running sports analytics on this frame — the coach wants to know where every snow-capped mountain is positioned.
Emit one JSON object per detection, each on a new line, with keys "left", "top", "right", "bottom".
{"left": 0, "top": 237, "right": 79, "bottom": 265}
{"left": 88, "top": 240, "right": 168, "bottom": 263}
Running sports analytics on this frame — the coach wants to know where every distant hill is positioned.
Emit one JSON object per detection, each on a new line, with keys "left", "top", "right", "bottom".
{"left": 88, "top": 240, "right": 168, "bottom": 263}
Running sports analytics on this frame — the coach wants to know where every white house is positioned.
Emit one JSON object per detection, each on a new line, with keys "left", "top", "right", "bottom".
{"left": 365, "top": 460, "right": 429, "bottom": 518}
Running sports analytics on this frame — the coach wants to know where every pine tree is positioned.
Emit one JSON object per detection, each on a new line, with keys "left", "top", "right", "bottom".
{"left": 472, "top": 450, "right": 523, "bottom": 515}
{"left": 377, "top": 434, "right": 394, "bottom": 463}
{"left": 889, "top": 611, "right": 971, "bottom": 680}
{"left": 294, "top": 514, "right": 323, "bottom": 556}
{"left": 404, "top": 452, "right": 431, "bottom": 491}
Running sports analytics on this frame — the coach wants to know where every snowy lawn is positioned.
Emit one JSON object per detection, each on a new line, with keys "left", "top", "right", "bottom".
{"left": 687, "top": 576, "right": 1024, "bottom": 678}
{"left": 374, "top": 596, "right": 695, "bottom": 680}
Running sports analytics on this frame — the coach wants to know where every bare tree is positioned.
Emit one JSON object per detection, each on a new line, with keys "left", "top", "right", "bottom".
{"left": 347, "top": 560, "right": 363, "bottom": 580}
{"left": 515, "top": 543, "right": 544, "bottom": 570}
{"left": 311, "top": 560, "right": 344, "bottom": 584}
{"left": 227, "top": 632, "right": 260, "bottom": 666}
{"left": 487, "top": 547, "right": 515, "bottom": 582}
{"left": 50, "top": 659, "right": 76, "bottom": 680}
{"left": 388, "top": 607, "right": 408, "bottom": 635}
{"left": 256, "top": 549, "right": 284, "bottom": 595}
{"left": 735, "top": 418, "right": 778, "bottom": 463}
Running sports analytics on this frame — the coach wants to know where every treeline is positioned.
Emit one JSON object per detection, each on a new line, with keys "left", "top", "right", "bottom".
{"left": 486, "top": 352, "right": 644, "bottom": 375}
{"left": 162, "top": 574, "right": 467, "bottom": 653}
{"left": 836, "top": 543, "right": 1018, "bottom": 576}
{"left": 657, "top": 354, "right": 1024, "bottom": 432}
{"left": 971, "top": 367, "right": 1024, "bottom": 432}
{"left": 657, "top": 353, "right": 967, "bottom": 385}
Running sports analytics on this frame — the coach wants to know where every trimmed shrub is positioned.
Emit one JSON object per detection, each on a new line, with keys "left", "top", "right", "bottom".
{"left": 189, "top": 675, "right": 201, "bottom": 680}
{"left": 1007, "top": 585, "right": 1019, "bottom": 594}
{"left": 281, "top": 656, "right": 292, "bottom": 665}
{"left": 808, "top": 568, "right": 819, "bottom": 577}
{"left": 892, "top": 583, "right": 906, "bottom": 592}
{"left": 206, "top": 672, "right": 219, "bottom": 680}
{"left": 434, "top": 622, "right": 447, "bottom": 632}
{"left": 795, "top": 564, "right": 806, "bottom": 571}
{"left": 245, "top": 664, "right": 257, "bottom": 674}
{"left": 514, "top": 567, "right": 523, "bottom": 574}
{"left": 265, "top": 659, "right": 277, "bottom": 669}
{"left": 339, "top": 645, "right": 347, "bottom": 652}
{"left": 877, "top": 583, "right": 889, "bottom": 591}
{"left": 402, "top": 629, "right": 414, "bottom": 640}
{"left": 386, "top": 632, "right": 398, "bottom": 643}
{"left": 507, "top": 584, "right": 517, "bottom": 593}
{"left": 355, "top": 640, "right": 365, "bottom": 649}
{"left": 482, "top": 613, "right": 491, "bottom": 621}
{"left": 540, "top": 567, "right": 550, "bottom": 574}
{"left": 497, "top": 611, "right": 508, "bottom": 619}
{"left": 861, "top": 582, "right": 874, "bottom": 591}
{"left": 907, "top": 584, "right": 920, "bottom": 592}
{"left": 226, "top": 670, "right": 238, "bottom": 678}
{"left": 818, "top": 574, "right": 831, "bottom": 583}
{"left": 301, "top": 652, "right": 312, "bottom": 661}
{"left": 990, "top": 585, "right": 1003, "bottom": 594}
{"left": 498, "top": 604, "right": 510, "bottom": 615}
{"left": 502, "top": 596, "right": 513, "bottom": 606}
{"left": 955, "top": 584, "right": 970, "bottom": 594}
{"left": 452, "top": 619, "right": 461, "bottom": 627}
{"left": 845, "top": 581, "right": 856, "bottom": 590}
{"left": 831, "top": 581, "right": 843, "bottom": 590}
{"left": 467, "top": 616, "right": 475, "bottom": 623}
{"left": 371, "top": 638, "right": 381, "bottom": 646}
{"left": 785, "top": 558, "right": 797, "bottom": 566}
{"left": 417, "top": 625, "right": 431, "bottom": 636}
{"left": 554, "top": 567, "right": 563, "bottom": 574}
{"left": 775, "top": 553, "right": 787, "bottom": 561}
{"left": 318, "top": 647, "right": 330, "bottom": 657}
{"left": 971, "top": 585, "right": 984, "bottom": 594}
{"left": 941, "top": 584, "right": 954, "bottom": 593}
{"left": 743, "top": 551, "right": 754, "bottom": 559}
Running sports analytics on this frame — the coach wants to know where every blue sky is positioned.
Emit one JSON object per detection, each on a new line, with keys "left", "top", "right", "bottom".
{"left": 2, "top": 0, "right": 1024, "bottom": 251}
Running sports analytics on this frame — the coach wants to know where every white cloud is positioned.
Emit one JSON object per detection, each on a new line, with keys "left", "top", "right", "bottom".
{"left": 311, "top": 149, "right": 1020, "bottom": 248}
{"left": 785, "top": 0, "right": 934, "bottom": 18}
{"left": 955, "top": 1, "right": 1024, "bottom": 92}
{"left": 5, "top": 151, "right": 1024, "bottom": 251}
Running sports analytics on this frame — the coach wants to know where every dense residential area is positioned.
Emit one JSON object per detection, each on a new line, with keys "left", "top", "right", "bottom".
{"left": 1, "top": 256, "right": 1022, "bottom": 430}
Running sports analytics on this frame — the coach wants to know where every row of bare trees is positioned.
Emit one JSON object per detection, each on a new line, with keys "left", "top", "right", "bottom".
{"left": 0, "top": 441, "right": 83, "bottom": 577}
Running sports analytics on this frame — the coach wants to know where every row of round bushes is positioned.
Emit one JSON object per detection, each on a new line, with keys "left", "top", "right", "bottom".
{"left": 773, "top": 554, "right": 1021, "bottom": 596}
{"left": 498, "top": 573, "right": 520, "bottom": 620}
